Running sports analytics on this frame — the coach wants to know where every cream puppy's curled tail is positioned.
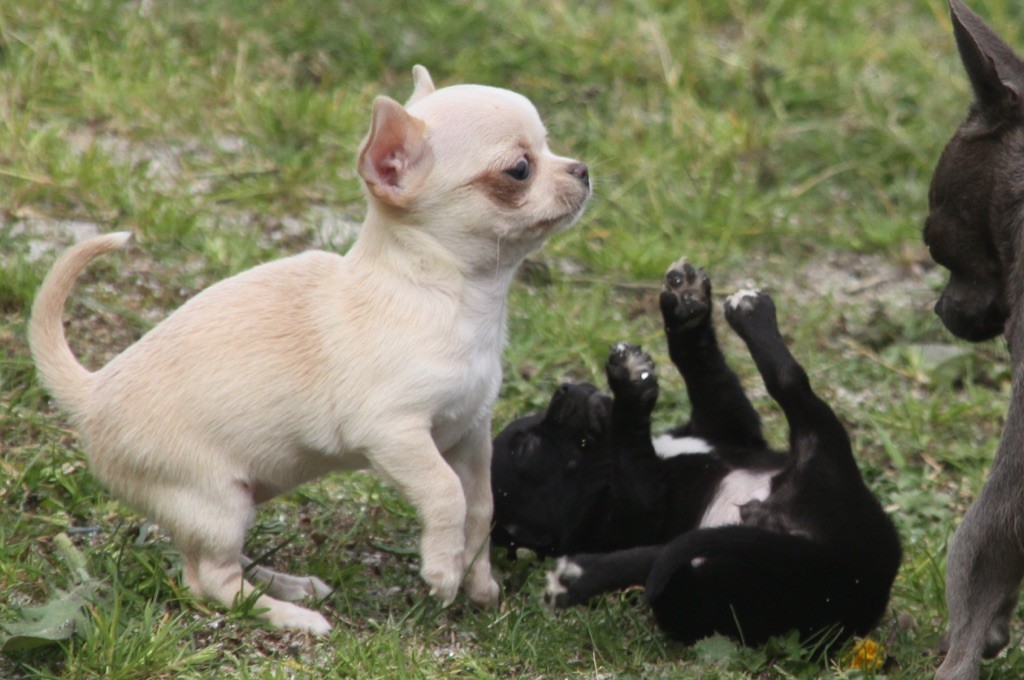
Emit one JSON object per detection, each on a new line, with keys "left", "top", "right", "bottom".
{"left": 28, "top": 231, "right": 133, "bottom": 413}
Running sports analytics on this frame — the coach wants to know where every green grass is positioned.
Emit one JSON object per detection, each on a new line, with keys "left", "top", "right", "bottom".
{"left": 2, "top": 0, "right": 1023, "bottom": 676}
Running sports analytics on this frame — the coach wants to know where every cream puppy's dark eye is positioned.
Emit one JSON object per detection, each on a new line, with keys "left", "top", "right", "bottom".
{"left": 504, "top": 158, "right": 530, "bottom": 181}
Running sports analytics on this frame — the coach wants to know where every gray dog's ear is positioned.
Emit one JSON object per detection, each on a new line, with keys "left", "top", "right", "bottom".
{"left": 406, "top": 65, "right": 436, "bottom": 107}
{"left": 949, "top": 0, "right": 1024, "bottom": 118}
{"left": 357, "top": 96, "right": 434, "bottom": 209}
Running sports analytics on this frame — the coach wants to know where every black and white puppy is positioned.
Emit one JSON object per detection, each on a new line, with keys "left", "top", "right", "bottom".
{"left": 492, "top": 259, "right": 902, "bottom": 649}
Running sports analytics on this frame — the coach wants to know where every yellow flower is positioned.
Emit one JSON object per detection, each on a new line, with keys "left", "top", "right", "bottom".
{"left": 845, "top": 637, "right": 883, "bottom": 670}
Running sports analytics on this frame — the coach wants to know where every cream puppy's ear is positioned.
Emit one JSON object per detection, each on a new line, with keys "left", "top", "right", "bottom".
{"left": 357, "top": 96, "right": 433, "bottom": 208}
{"left": 406, "top": 65, "right": 436, "bottom": 106}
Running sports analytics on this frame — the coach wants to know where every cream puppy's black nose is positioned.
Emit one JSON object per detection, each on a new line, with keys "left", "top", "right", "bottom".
{"left": 568, "top": 162, "right": 589, "bottom": 187}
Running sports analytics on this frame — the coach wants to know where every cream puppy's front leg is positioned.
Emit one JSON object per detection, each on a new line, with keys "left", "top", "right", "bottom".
{"left": 447, "top": 420, "right": 500, "bottom": 606}
{"left": 371, "top": 428, "right": 467, "bottom": 604}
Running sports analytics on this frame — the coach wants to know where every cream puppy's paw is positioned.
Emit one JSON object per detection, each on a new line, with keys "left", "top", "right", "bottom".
{"left": 245, "top": 560, "right": 334, "bottom": 602}
{"left": 305, "top": 576, "right": 334, "bottom": 600}
{"left": 465, "top": 575, "right": 500, "bottom": 607}
{"left": 266, "top": 602, "right": 333, "bottom": 636}
{"left": 267, "top": 574, "right": 333, "bottom": 603}
{"left": 421, "top": 555, "right": 463, "bottom": 605}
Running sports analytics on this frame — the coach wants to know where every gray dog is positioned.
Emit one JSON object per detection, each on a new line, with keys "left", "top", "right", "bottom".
{"left": 925, "top": 2, "right": 1024, "bottom": 678}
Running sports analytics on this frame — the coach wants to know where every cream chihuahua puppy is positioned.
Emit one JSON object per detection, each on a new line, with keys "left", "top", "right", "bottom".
{"left": 28, "top": 66, "right": 590, "bottom": 634}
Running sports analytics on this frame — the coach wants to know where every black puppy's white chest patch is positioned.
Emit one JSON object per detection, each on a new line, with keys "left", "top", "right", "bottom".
{"left": 652, "top": 434, "right": 712, "bottom": 458}
{"left": 652, "top": 434, "right": 773, "bottom": 527}
{"left": 699, "top": 469, "right": 772, "bottom": 528}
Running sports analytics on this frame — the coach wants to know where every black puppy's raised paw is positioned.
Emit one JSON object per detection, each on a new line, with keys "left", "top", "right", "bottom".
{"left": 660, "top": 257, "right": 712, "bottom": 335}
{"left": 606, "top": 343, "right": 658, "bottom": 411}
{"left": 723, "top": 288, "right": 778, "bottom": 340}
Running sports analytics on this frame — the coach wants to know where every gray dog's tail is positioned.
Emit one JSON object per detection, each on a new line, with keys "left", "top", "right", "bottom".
{"left": 28, "top": 232, "right": 133, "bottom": 412}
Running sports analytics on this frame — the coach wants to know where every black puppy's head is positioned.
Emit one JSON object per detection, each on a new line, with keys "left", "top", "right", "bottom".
{"left": 925, "top": 0, "right": 1024, "bottom": 342}
{"left": 491, "top": 382, "right": 613, "bottom": 556}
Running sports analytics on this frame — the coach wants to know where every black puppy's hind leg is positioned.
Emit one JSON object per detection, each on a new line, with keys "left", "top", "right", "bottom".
{"left": 723, "top": 289, "right": 851, "bottom": 471}
{"left": 660, "top": 257, "right": 764, "bottom": 447}
{"left": 543, "top": 545, "right": 662, "bottom": 608}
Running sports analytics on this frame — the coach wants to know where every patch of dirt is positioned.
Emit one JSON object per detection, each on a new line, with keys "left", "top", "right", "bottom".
{"left": 769, "top": 247, "right": 942, "bottom": 317}
{"left": 8, "top": 216, "right": 102, "bottom": 262}
{"left": 262, "top": 204, "right": 362, "bottom": 253}
{"left": 65, "top": 128, "right": 250, "bottom": 196}
{"left": 6, "top": 122, "right": 363, "bottom": 367}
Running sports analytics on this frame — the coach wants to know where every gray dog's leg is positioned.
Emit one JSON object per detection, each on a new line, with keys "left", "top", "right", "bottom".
{"left": 938, "top": 366, "right": 1024, "bottom": 680}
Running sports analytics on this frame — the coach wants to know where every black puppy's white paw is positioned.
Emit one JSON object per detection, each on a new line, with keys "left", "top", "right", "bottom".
{"left": 607, "top": 342, "right": 655, "bottom": 384}
{"left": 724, "top": 288, "right": 765, "bottom": 314}
{"left": 606, "top": 342, "right": 658, "bottom": 409}
{"left": 543, "top": 557, "right": 584, "bottom": 609}
{"left": 660, "top": 257, "right": 712, "bottom": 335}
{"left": 723, "top": 288, "right": 778, "bottom": 337}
